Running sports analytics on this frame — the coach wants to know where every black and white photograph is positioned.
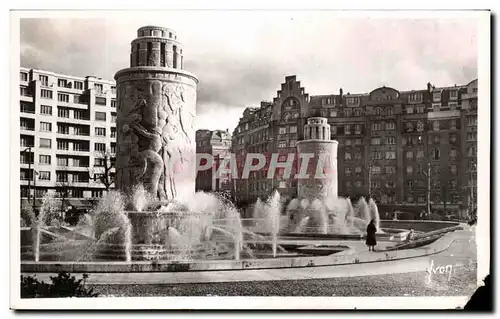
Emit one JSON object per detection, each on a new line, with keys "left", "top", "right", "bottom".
{"left": 9, "top": 8, "right": 490, "bottom": 310}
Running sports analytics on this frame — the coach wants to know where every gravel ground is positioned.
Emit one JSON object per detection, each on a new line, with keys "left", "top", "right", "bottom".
{"left": 91, "top": 263, "right": 477, "bottom": 297}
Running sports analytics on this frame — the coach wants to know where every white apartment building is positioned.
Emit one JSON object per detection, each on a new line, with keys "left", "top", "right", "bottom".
{"left": 19, "top": 67, "right": 117, "bottom": 210}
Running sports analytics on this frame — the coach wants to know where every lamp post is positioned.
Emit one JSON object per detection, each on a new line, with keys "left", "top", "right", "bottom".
{"left": 368, "top": 163, "right": 373, "bottom": 199}
{"left": 33, "top": 169, "right": 38, "bottom": 213}
{"left": 470, "top": 160, "right": 476, "bottom": 218}
{"left": 418, "top": 135, "right": 432, "bottom": 220}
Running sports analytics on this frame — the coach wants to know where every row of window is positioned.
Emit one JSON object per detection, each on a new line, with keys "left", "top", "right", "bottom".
{"left": 20, "top": 73, "right": 116, "bottom": 93}
{"left": 20, "top": 187, "right": 103, "bottom": 198}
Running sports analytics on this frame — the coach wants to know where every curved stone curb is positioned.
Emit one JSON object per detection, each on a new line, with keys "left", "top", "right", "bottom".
{"left": 20, "top": 231, "right": 458, "bottom": 273}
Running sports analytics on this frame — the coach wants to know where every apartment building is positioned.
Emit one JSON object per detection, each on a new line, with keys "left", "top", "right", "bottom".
{"left": 19, "top": 67, "right": 117, "bottom": 211}
{"left": 231, "top": 75, "right": 478, "bottom": 217}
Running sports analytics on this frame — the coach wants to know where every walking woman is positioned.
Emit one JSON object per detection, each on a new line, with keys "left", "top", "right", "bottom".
{"left": 366, "top": 219, "right": 377, "bottom": 252}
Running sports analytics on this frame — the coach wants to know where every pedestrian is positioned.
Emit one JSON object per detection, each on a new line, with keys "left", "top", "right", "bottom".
{"left": 366, "top": 219, "right": 377, "bottom": 252}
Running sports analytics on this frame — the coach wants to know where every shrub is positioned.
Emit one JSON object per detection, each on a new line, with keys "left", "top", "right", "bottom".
{"left": 21, "top": 272, "right": 99, "bottom": 298}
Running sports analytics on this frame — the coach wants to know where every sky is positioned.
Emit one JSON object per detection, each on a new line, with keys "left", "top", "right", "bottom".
{"left": 19, "top": 11, "right": 479, "bottom": 132}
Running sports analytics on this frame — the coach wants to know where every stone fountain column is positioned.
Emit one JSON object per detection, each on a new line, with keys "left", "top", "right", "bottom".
{"left": 294, "top": 117, "right": 338, "bottom": 233}
{"left": 115, "top": 26, "right": 198, "bottom": 203}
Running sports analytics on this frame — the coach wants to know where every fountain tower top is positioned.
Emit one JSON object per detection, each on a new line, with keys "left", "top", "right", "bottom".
{"left": 303, "top": 117, "right": 332, "bottom": 141}
{"left": 128, "top": 26, "right": 185, "bottom": 69}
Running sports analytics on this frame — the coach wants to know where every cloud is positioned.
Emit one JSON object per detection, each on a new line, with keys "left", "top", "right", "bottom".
{"left": 20, "top": 15, "right": 479, "bottom": 132}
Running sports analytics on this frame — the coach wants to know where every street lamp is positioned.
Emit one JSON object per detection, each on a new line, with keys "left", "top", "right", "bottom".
{"left": 368, "top": 162, "right": 373, "bottom": 199}
{"left": 418, "top": 135, "right": 432, "bottom": 219}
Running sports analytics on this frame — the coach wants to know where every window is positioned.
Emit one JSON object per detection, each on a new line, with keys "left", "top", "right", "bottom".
{"left": 329, "top": 110, "right": 337, "bottom": 117}
{"left": 416, "top": 150, "right": 425, "bottom": 158}
{"left": 72, "top": 189, "right": 84, "bottom": 198}
{"left": 39, "top": 138, "right": 51, "bottom": 148}
{"left": 371, "top": 137, "right": 382, "bottom": 145}
{"left": 20, "top": 102, "right": 34, "bottom": 113}
{"left": 20, "top": 72, "right": 28, "bottom": 81}
{"left": 449, "top": 90, "right": 458, "bottom": 99}
{"left": 39, "top": 155, "right": 51, "bottom": 165}
{"left": 39, "top": 75, "right": 48, "bottom": 86}
{"left": 449, "top": 180, "right": 457, "bottom": 190}
{"left": 39, "top": 171, "right": 50, "bottom": 181}
{"left": 41, "top": 89, "right": 52, "bottom": 99}
{"left": 57, "top": 124, "right": 69, "bottom": 134}
{"left": 95, "top": 84, "right": 103, "bottom": 94}
{"left": 94, "top": 158, "right": 105, "bottom": 167}
{"left": 386, "top": 151, "right": 396, "bottom": 159}
{"left": 40, "top": 122, "right": 52, "bottom": 132}
{"left": 409, "top": 92, "right": 422, "bottom": 102}
{"left": 371, "top": 122, "right": 381, "bottom": 131}
{"left": 110, "top": 143, "right": 116, "bottom": 154}
{"left": 371, "top": 166, "right": 381, "bottom": 175}
{"left": 346, "top": 97, "right": 359, "bottom": 105}
{"left": 467, "top": 147, "right": 477, "bottom": 157}
{"left": 432, "top": 165, "right": 441, "bottom": 175}
{"left": 407, "top": 181, "right": 414, "bottom": 188}
{"left": 57, "top": 140, "right": 69, "bottom": 150}
{"left": 58, "top": 79, "right": 68, "bottom": 87}
{"left": 406, "top": 122, "right": 414, "bottom": 132}
{"left": 417, "top": 106, "right": 426, "bottom": 113}
{"left": 20, "top": 86, "right": 30, "bottom": 96}
{"left": 354, "top": 151, "right": 362, "bottom": 160}
{"left": 386, "top": 181, "right": 396, "bottom": 188}
{"left": 345, "top": 152, "right": 352, "bottom": 160}
{"left": 38, "top": 105, "right": 51, "bottom": 116}
{"left": 467, "top": 132, "right": 477, "bottom": 141}
{"left": 58, "top": 107, "right": 70, "bottom": 118}
{"left": 374, "top": 108, "right": 383, "bottom": 116}
{"left": 57, "top": 157, "right": 69, "bottom": 166}
{"left": 344, "top": 124, "right": 351, "bottom": 134}
{"left": 355, "top": 138, "right": 362, "bottom": 145}
{"left": 58, "top": 93, "right": 69, "bottom": 103}
{"left": 95, "top": 127, "right": 106, "bottom": 136}
{"left": 95, "top": 97, "right": 107, "bottom": 105}
{"left": 371, "top": 151, "right": 382, "bottom": 160}
{"left": 95, "top": 143, "right": 106, "bottom": 152}
{"left": 111, "top": 128, "right": 116, "bottom": 138}
{"left": 433, "top": 91, "right": 441, "bottom": 102}
{"left": 95, "top": 112, "right": 106, "bottom": 121}
{"left": 344, "top": 109, "right": 352, "bottom": 117}
{"left": 450, "top": 149, "right": 458, "bottom": 160}
{"left": 355, "top": 124, "right": 362, "bottom": 134}
{"left": 386, "top": 136, "right": 396, "bottom": 145}
{"left": 406, "top": 165, "right": 413, "bottom": 174}
{"left": 406, "top": 106, "right": 414, "bottom": 114}
{"left": 355, "top": 167, "right": 362, "bottom": 175}
{"left": 345, "top": 181, "right": 352, "bottom": 188}
{"left": 386, "top": 121, "right": 395, "bottom": 130}
{"left": 406, "top": 151, "right": 414, "bottom": 159}
{"left": 432, "top": 149, "right": 441, "bottom": 160}
{"left": 74, "top": 81, "right": 83, "bottom": 90}
{"left": 450, "top": 165, "right": 457, "bottom": 175}
{"left": 278, "top": 141, "right": 287, "bottom": 148}
{"left": 289, "top": 139, "right": 297, "bottom": 147}
{"left": 355, "top": 180, "right": 362, "bottom": 187}
{"left": 407, "top": 195, "right": 414, "bottom": 203}
{"left": 417, "top": 121, "right": 424, "bottom": 132}
{"left": 450, "top": 119, "right": 457, "bottom": 130}
{"left": 331, "top": 125, "right": 337, "bottom": 135}
{"left": 57, "top": 172, "right": 69, "bottom": 182}
{"left": 111, "top": 86, "right": 116, "bottom": 94}
{"left": 433, "top": 135, "right": 440, "bottom": 144}
{"left": 354, "top": 108, "right": 362, "bottom": 116}
{"left": 433, "top": 121, "right": 440, "bottom": 131}
{"left": 467, "top": 116, "right": 477, "bottom": 126}
{"left": 279, "top": 127, "right": 287, "bottom": 134}
{"left": 385, "top": 166, "right": 396, "bottom": 174}
{"left": 371, "top": 180, "right": 381, "bottom": 188}
{"left": 289, "top": 125, "right": 297, "bottom": 134}
{"left": 345, "top": 139, "right": 352, "bottom": 146}
{"left": 345, "top": 168, "right": 352, "bottom": 176}
{"left": 92, "top": 190, "right": 104, "bottom": 198}
{"left": 386, "top": 108, "right": 393, "bottom": 116}
{"left": 111, "top": 100, "right": 117, "bottom": 108}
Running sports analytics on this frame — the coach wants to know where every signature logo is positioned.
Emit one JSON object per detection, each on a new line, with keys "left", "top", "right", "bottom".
{"left": 426, "top": 260, "right": 453, "bottom": 283}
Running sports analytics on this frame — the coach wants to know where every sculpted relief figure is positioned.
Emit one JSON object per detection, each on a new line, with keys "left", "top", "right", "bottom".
{"left": 123, "top": 86, "right": 164, "bottom": 197}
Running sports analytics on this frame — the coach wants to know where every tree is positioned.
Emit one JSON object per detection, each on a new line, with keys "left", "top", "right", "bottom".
{"left": 88, "top": 149, "right": 115, "bottom": 192}
{"left": 56, "top": 177, "right": 71, "bottom": 215}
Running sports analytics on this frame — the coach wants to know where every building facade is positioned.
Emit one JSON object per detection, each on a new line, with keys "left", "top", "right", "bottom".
{"left": 231, "top": 75, "right": 478, "bottom": 218}
{"left": 195, "top": 129, "right": 233, "bottom": 194}
{"left": 19, "top": 67, "right": 117, "bottom": 210}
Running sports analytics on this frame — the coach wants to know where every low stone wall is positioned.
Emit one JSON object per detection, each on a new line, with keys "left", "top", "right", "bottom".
{"left": 20, "top": 230, "right": 458, "bottom": 273}
{"left": 379, "top": 220, "right": 460, "bottom": 232}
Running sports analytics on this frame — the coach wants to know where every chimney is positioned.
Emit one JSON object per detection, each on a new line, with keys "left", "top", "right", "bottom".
{"left": 427, "top": 82, "right": 432, "bottom": 92}
{"left": 339, "top": 88, "right": 343, "bottom": 97}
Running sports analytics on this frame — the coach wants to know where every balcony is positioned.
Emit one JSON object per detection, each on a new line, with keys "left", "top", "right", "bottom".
{"left": 20, "top": 127, "right": 35, "bottom": 132}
